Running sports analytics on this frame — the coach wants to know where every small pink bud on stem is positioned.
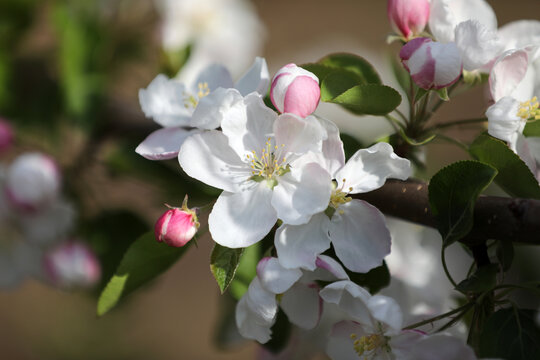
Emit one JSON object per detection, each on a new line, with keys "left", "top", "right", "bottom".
{"left": 400, "top": 37, "right": 463, "bottom": 90}
{"left": 155, "top": 195, "right": 200, "bottom": 247}
{"left": 270, "top": 64, "right": 320, "bottom": 118}
{"left": 387, "top": 0, "right": 430, "bottom": 40}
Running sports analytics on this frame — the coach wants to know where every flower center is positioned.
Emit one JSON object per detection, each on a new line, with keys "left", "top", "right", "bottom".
{"left": 184, "top": 82, "right": 210, "bottom": 109}
{"left": 350, "top": 333, "right": 389, "bottom": 359}
{"left": 325, "top": 180, "right": 353, "bottom": 217}
{"left": 517, "top": 96, "right": 540, "bottom": 122}
{"left": 247, "top": 138, "right": 290, "bottom": 187}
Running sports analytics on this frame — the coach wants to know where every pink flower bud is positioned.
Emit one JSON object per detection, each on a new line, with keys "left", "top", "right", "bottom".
{"left": 5, "top": 152, "right": 61, "bottom": 212}
{"left": 0, "top": 118, "right": 14, "bottom": 153}
{"left": 44, "top": 241, "right": 101, "bottom": 288}
{"left": 155, "top": 196, "right": 199, "bottom": 247}
{"left": 270, "top": 64, "right": 320, "bottom": 118}
{"left": 400, "top": 37, "right": 463, "bottom": 90}
{"left": 387, "top": 0, "right": 430, "bottom": 40}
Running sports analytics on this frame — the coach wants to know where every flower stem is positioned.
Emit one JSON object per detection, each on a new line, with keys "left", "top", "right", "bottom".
{"left": 442, "top": 245, "right": 458, "bottom": 288}
{"left": 403, "top": 302, "right": 473, "bottom": 330}
{"left": 426, "top": 118, "right": 487, "bottom": 132}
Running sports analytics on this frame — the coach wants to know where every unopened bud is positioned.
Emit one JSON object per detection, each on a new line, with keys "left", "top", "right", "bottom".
{"left": 270, "top": 64, "right": 320, "bottom": 118}
{"left": 5, "top": 152, "right": 61, "bottom": 211}
{"left": 387, "top": 0, "right": 430, "bottom": 40}
{"left": 43, "top": 241, "right": 101, "bottom": 288}
{"left": 155, "top": 196, "right": 199, "bottom": 247}
{"left": 0, "top": 118, "right": 14, "bottom": 153}
{"left": 400, "top": 37, "right": 462, "bottom": 90}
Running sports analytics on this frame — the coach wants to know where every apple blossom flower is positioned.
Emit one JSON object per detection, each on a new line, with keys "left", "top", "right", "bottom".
{"left": 155, "top": 196, "right": 199, "bottom": 247}
{"left": 270, "top": 64, "right": 320, "bottom": 117}
{"left": 454, "top": 20, "right": 504, "bottom": 72}
{"left": 157, "top": 0, "right": 265, "bottom": 85}
{"left": 321, "top": 280, "right": 477, "bottom": 360}
{"left": 0, "top": 118, "right": 13, "bottom": 153}
{"left": 4, "top": 152, "right": 61, "bottom": 212}
{"left": 43, "top": 241, "right": 101, "bottom": 289}
{"left": 487, "top": 48, "right": 540, "bottom": 180}
{"left": 428, "top": 0, "right": 497, "bottom": 44}
{"left": 275, "top": 123, "right": 411, "bottom": 273}
{"left": 178, "top": 93, "right": 332, "bottom": 248}
{"left": 387, "top": 0, "right": 430, "bottom": 40}
{"left": 400, "top": 37, "right": 462, "bottom": 90}
{"left": 236, "top": 256, "right": 349, "bottom": 344}
{"left": 136, "top": 57, "right": 269, "bottom": 160}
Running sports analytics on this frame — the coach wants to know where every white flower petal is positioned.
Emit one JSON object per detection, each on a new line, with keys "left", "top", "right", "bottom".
{"left": 498, "top": 20, "right": 540, "bottom": 52}
{"left": 209, "top": 183, "right": 277, "bottom": 248}
{"left": 320, "top": 280, "right": 372, "bottom": 325}
{"left": 281, "top": 282, "right": 322, "bottom": 330}
{"left": 272, "top": 163, "right": 332, "bottom": 225}
{"left": 527, "top": 136, "right": 540, "bottom": 165}
{"left": 135, "top": 127, "right": 198, "bottom": 160}
{"left": 327, "top": 321, "right": 368, "bottom": 360}
{"left": 234, "top": 57, "right": 270, "bottom": 96}
{"left": 455, "top": 20, "right": 503, "bottom": 71}
{"left": 275, "top": 213, "right": 331, "bottom": 270}
{"left": 192, "top": 63, "right": 234, "bottom": 92}
{"left": 318, "top": 116, "right": 346, "bottom": 176}
{"left": 367, "top": 295, "right": 403, "bottom": 334}
{"left": 490, "top": 49, "right": 530, "bottom": 102}
{"left": 245, "top": 277, "right": 279, "bottom": 323}
{"left": 329, "top": 200, "right": 391, "bottom": 273}
{"left": 486, "top": 97, "right": 523, "bottom": 149}
{"left": 388, "top": 330, "right": 426, "bottom": 359}
{"left": 138, "top": 74, "right": 191, "bottom": 127}
{"left": 221, "top": 93, "right": 277, "bottom": 159}
{"left": 191, "top": 88, "right": 244, "bottom": 130}
{"left": 178, "top": 130, "right": 247, "bottom": 193}
{"left": 408, "top": 334, "right": 476, "bottom": 360}
{"left": 312, "top": 255, "right": 350, "bottom": 282}
{"left": 236, "top": 279, "right": 277, "bottom": 344}
{"left": 336, "top": 142, "right": 411, "bottom": 194}
{"left": 256, "top": 257, "right": 302, "bottom": 294}
{"left": 274, "top": 114, "right": 326, "bottom": 160}
{"left": 429, "top": 0, "right": 497, "bottom": 43}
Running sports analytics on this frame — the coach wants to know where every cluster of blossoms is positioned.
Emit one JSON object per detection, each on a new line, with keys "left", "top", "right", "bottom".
{"left": 136, "top": 52, "right": 488, "bottom": 357}
{"left": 0, "top": 125, "right": 100, "bottom": 289}
{"left": 390, "top": 0, "right": 540, "bottom": 179}
{"left": 131, "top": 0, "right": 540, "bottom": 358}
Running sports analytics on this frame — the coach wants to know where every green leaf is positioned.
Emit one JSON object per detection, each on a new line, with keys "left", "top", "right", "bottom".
{"left": 229, "top": 243, "right": 260, "bottom": 300}
{"left": 435, "top": 88, "right": 449, "bottom": 101}
{"left": 347, "top": 262, "right": 391, "bottom": 294}
{"left": 389, "top": 54, "right": 411, "bottom": 99}
{"left": 455, "top": 264, "right": 498, "bottom": 294}
{"left": 320, "top": 70, "right": 365, "bottom": 102}
{"left": 324, "top": 83, "right": 402, "bottom": 116}
{"left": 84, "top": 210, "right": 149, "bottom": 293}
{"left": 523, "top": 121, "right": 540, "bottom": 137}
{"left": 97, "top": 232, "right": 189, "bottom": 316}
{"left": 429, "top": 160, "right": 498, "bottom": 246}
{"left": 210, "top": 244, "right": 244, "bottom": 294}
{"left": 299, "top": 63, "right": 336, "bottom": 82}
{"left": 414, "top": 88, "right": 428, "bottom": 103}
{"left": 318, "top": 53, "right": 381, "bottom": 84}
{"left": 479, "top": 308, "right": 540, "bottom": 360}
{"left": 469, "top": 133, "right": 540, "bottom": 199}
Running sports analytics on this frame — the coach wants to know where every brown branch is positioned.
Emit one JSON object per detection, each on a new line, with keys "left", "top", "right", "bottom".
{"left": 353, "top": 179, "right": 540, "bottom": 245}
